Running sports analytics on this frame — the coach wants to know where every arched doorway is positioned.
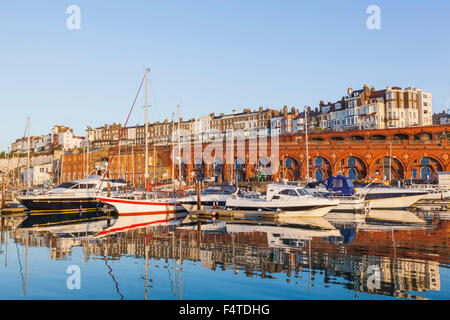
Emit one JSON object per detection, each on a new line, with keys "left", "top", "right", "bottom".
{"left": 410, "top": 156, "right": 443, "bottom": 181}
{"left": 313, "top": 156, "right": 332, "bottom": 180}
{"left": 420, "top": 166, "right": 431, "bottom": 180}
{"left": 314, "top": 169, "right": 323, "bottom": 181}
{"left": 337, "top": 156, "right": 367, "bottom": 179}
{"left": 347, "top": 168, "right": 357, "bottom": 180}
{"left": 284, "top": 156, "right": 300, "bottom": 181}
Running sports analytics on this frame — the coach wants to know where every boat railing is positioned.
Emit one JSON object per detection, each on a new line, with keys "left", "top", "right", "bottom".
{"left": 315, "top": 191, "right": 365, "bottom": 201}
{"left": 405, "top": 183, "right": 450, "bottom": 190}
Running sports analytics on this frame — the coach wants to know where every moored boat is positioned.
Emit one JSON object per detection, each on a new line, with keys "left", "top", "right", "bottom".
{"left": 225, "top": 183, "right": 339, "bottom": 218}
{"left": 356, "top": 182, "right": 429, "bottom": 209}
{"left": 97, "top": 195, "right": 187, "bottom": 216}
{"left": 17, "top": 175, "right": 126, "bottom": 215}
{"left": 306, "top": 175, "right": 366, "bottom": 213}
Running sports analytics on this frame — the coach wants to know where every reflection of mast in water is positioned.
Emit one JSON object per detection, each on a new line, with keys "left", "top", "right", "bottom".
{"left": 178, "top": 234, "right": 182, "bottom": 300}
{"left": 0, "top": 217, "right": 4, "bottom": 267}
{"left": 24, "top": 234, "right": 28, "bottom": 296}
{"left": 102, "top": 242, "right": 124, "bottom": 300}
{"left": 308, "top": 239, "right": 311, "bottom": 293}
{"left": 14, "top": 231, "right": 28, "bottom": 296}
{"left": 145, "top": 235, "right": 149, "bottom": 300}
{"left": 171, "top": 231, "right": 176, "bottom": 297}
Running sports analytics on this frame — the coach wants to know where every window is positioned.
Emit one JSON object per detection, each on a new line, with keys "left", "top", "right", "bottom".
{"left": 314, "top": 169, "right": 323, "bottom": 181}
{"left": 347, "top": 168, "right": 357, "bottom": 179}
{"left": 315, "top": 157, "right": 323, "bottom": 168}
{"left": 285, "top": 158, "right": 293, "bottom": 169}
{"left": 279, "top": 189, "right": 295, "bottom": 196}
{"left": 420, "top": 157, "right": 430, "bottom": 166}
{"left": 297, "top": 188, "right": 310, "bottom": 196}
{"left": 347, "top": 157, "right": 356, "bottom": 167}
{"left": 420, "top": 167, "right": 431, "bottom": 179}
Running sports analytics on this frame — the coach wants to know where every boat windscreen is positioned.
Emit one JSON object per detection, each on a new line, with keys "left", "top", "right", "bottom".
{"left": 297, "top": 188, "right": 310, "bottom": 196}
{"left": 54, "top": 182, "right": 78, "bottom": 189}
{"left": 359, "top": 182, "right": 390, "bottom": 188}
{"left": 203, "top": 185, "right": 237, "bottom": 195}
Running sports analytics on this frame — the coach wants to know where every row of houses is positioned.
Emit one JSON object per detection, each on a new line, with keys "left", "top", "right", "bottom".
{"left": 270, "top": 85, "right": 433, "bottom": 135}
{"left": 9, "top": 84, "right": 435, "bottom": 154}
{"left": 10, "top": 125, "right": 84, "bottom": 154}
{"left": 85, "top": 84, "right": 433, "bottom": 148}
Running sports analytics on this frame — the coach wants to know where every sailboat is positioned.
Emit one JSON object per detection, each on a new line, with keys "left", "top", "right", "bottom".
{"left": 98, "top": 68, "right": 188, "bottom": 217}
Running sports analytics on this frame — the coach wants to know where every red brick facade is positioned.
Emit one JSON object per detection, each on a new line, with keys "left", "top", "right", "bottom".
{"left": 62, "top": 125, "right": 450, "bottom": 184}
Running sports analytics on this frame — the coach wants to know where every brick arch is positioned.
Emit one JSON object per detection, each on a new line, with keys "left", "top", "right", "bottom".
{"left": 294, "top": 153, "right": 334, "bottom": 180}
{"left": 368, "top": 154, "right": 406, "bottom": 180}
{"left": 281, "top": 154, "right": 301, "bottom": 181}
{"left": 406, "top": 154, "right": 445, "bottom": 179}
{"left": 334, "top": 153, "right": 369, "bottom": 179}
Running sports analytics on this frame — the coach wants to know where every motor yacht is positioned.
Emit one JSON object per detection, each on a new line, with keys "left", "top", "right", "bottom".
{"left": 17, "top": 175, "right": 127, "bottom": 215}
{"left": 225, "top": 183, "right": 339, "bottom": 217}
{"left": 356, "top": 181, "right": 429, "bottom": 209}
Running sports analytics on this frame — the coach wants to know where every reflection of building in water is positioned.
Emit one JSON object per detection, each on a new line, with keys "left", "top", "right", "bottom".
{"left": 8, "top": 218, "right": 448, "bottom": 299}
{"left": 11, "top": 230, "right": 83, "bottom": 260}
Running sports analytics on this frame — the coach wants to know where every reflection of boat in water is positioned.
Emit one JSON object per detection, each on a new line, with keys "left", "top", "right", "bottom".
{"left": 365, "top": 210, "right": 426, "bottom": 224}
{"left": 276, "top": 216, "right": 337, "bottom": 230}
{"left": 224, "top": 218, "right": 341, "bottom": 248}
{"left": 18, "top": 211, "right": 115, "bottom": 237}
{"left": 226, "top": 218, "right": 341, "bottom": 247}
{"left": 96, "top": 211, "right": 189, "bottom": 237}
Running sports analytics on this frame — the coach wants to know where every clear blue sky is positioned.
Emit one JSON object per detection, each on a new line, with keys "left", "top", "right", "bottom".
{"left": 1, "top": 0, "right": 450, "bottom": 151}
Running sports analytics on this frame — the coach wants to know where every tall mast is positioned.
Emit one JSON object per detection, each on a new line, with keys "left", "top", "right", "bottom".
{"left": 26, "top": 117, "right": 30, "bottom": 191}
{"left": 144, "top": 67, "right": 150, "bottom": 193}
{"left": 177, "top": 105, "right": 182, "bottom": 182}
{"left": 171, "top": 112, "right": 175, "bottom": 182}
{"left": 305, "top": 107, "right": 309, "bottom": 181}
{"left": 153, "top": 145, "right": 156, "bottom": 184}
{"left": 86, "top": 140, "right": 89, "bottom": 177}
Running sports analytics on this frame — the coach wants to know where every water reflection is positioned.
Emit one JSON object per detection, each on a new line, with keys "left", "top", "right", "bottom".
{"left": 0, "top": 209, "right": 448, "bottom": 300}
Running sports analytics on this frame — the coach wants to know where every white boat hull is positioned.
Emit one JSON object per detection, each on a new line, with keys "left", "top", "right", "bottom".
{"left": 365, "top": 194, "right": 425, "bottom": 209}
{"left": 225, "top": 197, "right": 339, "bottom": 218}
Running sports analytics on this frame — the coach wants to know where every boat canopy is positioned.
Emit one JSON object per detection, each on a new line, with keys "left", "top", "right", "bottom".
{"left": 324, "top": 175, "right": 356, "bottom": 196}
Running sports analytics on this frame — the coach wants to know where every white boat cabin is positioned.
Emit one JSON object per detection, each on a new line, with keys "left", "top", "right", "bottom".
{"left": 266, "top": 184, "right": 311, "bottom": 201}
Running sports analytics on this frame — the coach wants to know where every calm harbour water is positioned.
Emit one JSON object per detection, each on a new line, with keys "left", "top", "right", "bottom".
{"left": 0, "top": 209, "right": 448, "bottom": 300}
